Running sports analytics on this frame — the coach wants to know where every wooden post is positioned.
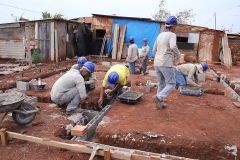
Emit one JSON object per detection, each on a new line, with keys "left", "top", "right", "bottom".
{"left": 0, "top": 128, "right": 8, "bottom": 145}
{"left": 104, "top": 148, "right": 110, "bottom": 160}
{"left": 55, "top": 30, "right": 59, "bottom": 63}
{"left": 27, "top": 34, "right": 32, "bottom": 67}
{"left": 112, "top": 24, "right": 120, "bottom": 59}
{"left": 117, "top": 25, "right": 126, "bottom": 60}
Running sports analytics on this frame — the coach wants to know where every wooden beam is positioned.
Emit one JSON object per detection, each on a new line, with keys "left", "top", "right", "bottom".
{"left": 104, "top": 148, "right": 111, "bottom": 160}
{"left": 112, "top": 24, "right": 120, "bottom": 59}
{"left": 27, "top": 34, "right": 32, "bottom": 68}
{"left": 55, "top": 30, "right": 59, "bottom": 63}
{"left": 117, "top": 25, "right": 126, "bottom": 60}
{"left": 50, "top": 22, "right": 55, "bottom": 61}
{"left": 0, "top": 128, "right": 8, "bottom": 145}
{"left": 4, "top": 131, "right": 193, "bottom": 160}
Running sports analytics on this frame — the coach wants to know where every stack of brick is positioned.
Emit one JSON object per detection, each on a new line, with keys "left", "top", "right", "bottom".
{"left": 71, "top": 125, "right": 88, "bottom": 136}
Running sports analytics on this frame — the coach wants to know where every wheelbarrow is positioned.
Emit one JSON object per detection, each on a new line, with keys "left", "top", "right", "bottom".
{"left": 0, "top": 92, "right": 38, "bottom": 125}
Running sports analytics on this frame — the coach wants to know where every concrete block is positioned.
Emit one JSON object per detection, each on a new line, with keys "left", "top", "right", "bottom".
{"left": 4, "top": 88, "right": 26, "bottom": 94}
{"left": 146, "top": 80, "right": 151, "bottom": 92}
{"left": 83, "top": 110, "right": 99, "bottom": 121}
{"left": 220, "top": 74, "right": 226, "bottom": 81}
{"left": 123, "top": 86, "right": 128, "bottom": 92}
{"left": 24, "top": 96, "right": 38, "bottom": 107}
{"left": 7, "top": 113, "right": 14, "bottom": 122}
{"left": 16, "top": 81, "right": 29, "bottom": 91}
{"left": 198, "top": 74, "right": 206, "bottom": 82}
{"left": 0, "top": 90, "right": 3, "bottom": 94}
{"left": 102, "top": 61, "right": 110, "bottom": 67}
{"left": 72, "top": 132, "right": 88, "bottom": 141}
{"left": 111, "top": 62, "right": 120, "bottom": 66}
{"left": 148, "top": 70, "right": 156, "bottom": 77}
{"left": 29, "top": 79, "right": 37, "bottom": 90}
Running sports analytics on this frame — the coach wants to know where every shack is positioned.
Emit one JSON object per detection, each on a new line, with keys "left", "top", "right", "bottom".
{"left": 76, "top": 14, "right": 227, "bottom": 63}
{"left": 0, "top": 19, "right": 91, "bottom": 61}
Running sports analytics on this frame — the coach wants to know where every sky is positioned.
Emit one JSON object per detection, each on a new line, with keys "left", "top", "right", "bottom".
{"left": 0, "top": 0, "right": 240, "bottom": 33}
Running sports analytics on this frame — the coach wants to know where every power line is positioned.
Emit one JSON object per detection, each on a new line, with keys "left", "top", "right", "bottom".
{"left": 0, "top": 11, "right": 13, "bottom": 17}
{"left": 0, "top": 2, "right": 41, "bottom": 14}
{"left": 204, "top": 15, "right": 214, "bottom": 26}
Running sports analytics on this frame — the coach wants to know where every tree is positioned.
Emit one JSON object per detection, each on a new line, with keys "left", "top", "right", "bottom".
{"left": 152, "top": 0, "right": 196, "bottom": 24}
{"left": 41, "top": 11, "right": 64, "bottom": 19}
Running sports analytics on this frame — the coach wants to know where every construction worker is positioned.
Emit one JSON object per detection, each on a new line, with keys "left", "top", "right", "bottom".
{"left": 71, "top": 57, "right": 97, "bottom": 92}
{"left": 98, "top": 64, "right": 130, "bottom": 105}
{"left": 175, "top": 62, "right": 209, "bottom": 89}
{"left": 126, "top": 36, "right": 139, "bottom": 74}
{"left": 139, "top": 38, "right": 150, "bottom": 74}
{"left": 152, "top": 16, "right": 180, "bottom": 110}
{"left": 51, "top": 61, "right": 95, "bottom": 114}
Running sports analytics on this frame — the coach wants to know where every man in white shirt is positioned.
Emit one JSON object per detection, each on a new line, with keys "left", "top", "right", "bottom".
{"left": 140, "top": 38, "right": 150, "bottom": 74}
{"left": 152, "top": 16, "right": 181, "bottom": 109}
{"left": 126, "top": 36, "right": 139, "bottom": 74}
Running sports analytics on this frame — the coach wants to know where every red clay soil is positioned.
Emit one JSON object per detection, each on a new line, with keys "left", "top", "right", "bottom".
{"left": 0, "top": 58, "right": 240, "bottom": 159}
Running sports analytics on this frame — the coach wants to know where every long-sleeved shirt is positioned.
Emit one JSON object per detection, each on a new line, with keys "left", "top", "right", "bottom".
{"left": 175, "top": 63, "right": 199, "bottom": 86}
{"left": 153, "top": 32, "right": 180, "bottom": 67}
{"left": 126, "top": 44, "right": 138, "bottom": 62}
{"left": 71, "top": 64, "right": 97, "bottom": 85}
{"left": 50, "top": 69, "right": 87, "bottom": 100}
{"left": 140, "top": 45, "right": 150, "bottom": 57}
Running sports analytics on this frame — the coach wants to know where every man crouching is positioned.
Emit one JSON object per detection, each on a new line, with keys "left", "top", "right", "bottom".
{"left": 50, "top": 61, "right": 95, "bottom": 114}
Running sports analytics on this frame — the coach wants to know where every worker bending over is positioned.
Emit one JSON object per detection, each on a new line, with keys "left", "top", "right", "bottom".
{"left": 98, "top": 64, "right": 130, "bottom": 105}
{"left": 71, "top": 57, "right": 97, "bottom": 92}
{"left": 175, "top": 62, "right": 209, "bottom": 89}
{"left": 51, "top": 61, "right": 95, "bottom": 114}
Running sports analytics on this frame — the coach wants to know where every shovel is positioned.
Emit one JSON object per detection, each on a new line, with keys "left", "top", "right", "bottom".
{"left": 86, "top": 143, "right": 101, "bottom": 160}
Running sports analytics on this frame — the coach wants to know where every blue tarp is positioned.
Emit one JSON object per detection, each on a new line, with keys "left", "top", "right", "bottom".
{"left": 106, "top": 18, "right": 161, "bottom": 58}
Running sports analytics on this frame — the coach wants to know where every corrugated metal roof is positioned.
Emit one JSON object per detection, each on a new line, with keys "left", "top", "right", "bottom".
{"left": 92, "top": 13, "right": 164, "bottom": 23}
{"left": 0, "top": 40, "right": 25, "bottom": 59}
{"left": 0, "top": 23, "right": 20, "bottom": 29}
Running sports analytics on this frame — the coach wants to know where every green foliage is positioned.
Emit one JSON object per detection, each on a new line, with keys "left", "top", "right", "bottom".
{"left": 41, "top": 11, "right": 64, "bottom": 19}
{"left": 32, "top": 50, "right": 43, "bottom": 64}
{"left": 42, "top": 11, "right": 51, "bottom": 19}
{"left": 152, "top": 0, "right": 196, "bottom": 24}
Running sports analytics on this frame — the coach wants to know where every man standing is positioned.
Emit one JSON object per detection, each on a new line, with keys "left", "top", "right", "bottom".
{"left": 140, "top": 38, "right": 150, "bottom": 74}
{"left": 152, "top": 16, "right": 181, "bottom": 109}
{"left": 175, "top": 62, "right": 209, "bottom": 89}
{"left": 71, "top": 57, "right": 97, "bottom": 92}
{"left": 98, "top": 64, "right": 130, "bottom": 105}
{"left": 126, "top": 36, "right": 138, "bottom": 74}
{"left": 51, "top": 61, "right": 95, "bottom": 114}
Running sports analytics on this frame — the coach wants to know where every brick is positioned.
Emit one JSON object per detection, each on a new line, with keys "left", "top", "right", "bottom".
{"left": 71, "top": 125, "right": 88, "bottom": 136}
{"left": 102, "top": 61, "right": 110, "bottom": 67}
{"left": 148, "top": 70, "right": 156, "bottom": 77}
{"left": 224, "top": 88, "right": 231, "bottom": 97}
{"left": 233, "top": 102, "right": 240, "bottom": 108}
{"left": 29, "top": 79, "right": 37, "bottom": 90}
{"left": 198, "top": 74, "right": 206, "bottom": 82}
{"left": 111, "top": 62, "right": 120, "bottom": 66}
{"left": 123, "top": 86, "right": 128, "bottom": 92}
{"left": 16, "top": 81, "right": 29, "bottom": 91}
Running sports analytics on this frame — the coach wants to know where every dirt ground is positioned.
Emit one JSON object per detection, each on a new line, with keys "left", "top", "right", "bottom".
{"left": 0, "top": 58, "right": 240, "bottom": 160}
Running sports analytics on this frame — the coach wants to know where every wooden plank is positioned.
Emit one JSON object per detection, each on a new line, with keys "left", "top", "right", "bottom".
{"left": 117, "top": 25, "right": 126, "bottom": 60}
{"left": 233, "top": 102, "right": 240, "bottom": 108}
{"left": 121, "top": 43, "right": 128, "bottom": 59}
{"left": 104, "top": 148, "right": 111, "bottom": 160}
{"left": 222, "top": 34, "right": 232, "bottom": 67}
{"left": 55, "top": 30, "right": 59, "bottom": 63}
{"left": 50, "top": 22, "right": 55, "bottom": 61}
{"left": 0, "top": 128, "right": 8, "bottom": 145}
{"left": 35, "top": 22, "right": 38, "bottom": 49}
{"left": 212, "top": 31, "right": 221, "bottom": 61}
{"left": 112, "top": 24, "right": 119, "bottom": 59}
{"left": 27, "top": 34, "right": 32, "bottom": 67}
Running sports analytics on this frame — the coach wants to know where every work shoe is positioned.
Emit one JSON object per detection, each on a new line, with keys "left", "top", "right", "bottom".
{"left": 152, "top": 96, "right": 167, "bottom": 110}
{"left": 66, "top": 108, "right": 83, "bottom": 115}
{"left": 57, "top": 103, "right": 67, "bottom": 109}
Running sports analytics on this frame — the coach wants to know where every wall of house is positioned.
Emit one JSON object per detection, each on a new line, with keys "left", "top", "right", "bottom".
{"left": 66, "top": 22, "right": 80, "bottom": 59}
{"left": 92, "top": 16, "right": 113, "bottom": 39}
{"left": 175, "top": 25, "right": 200, "bottom": 62}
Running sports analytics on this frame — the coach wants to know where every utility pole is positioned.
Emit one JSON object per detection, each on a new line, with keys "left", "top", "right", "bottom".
{"left": 214, "top": 12, "right": 216, "bottom": 30}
